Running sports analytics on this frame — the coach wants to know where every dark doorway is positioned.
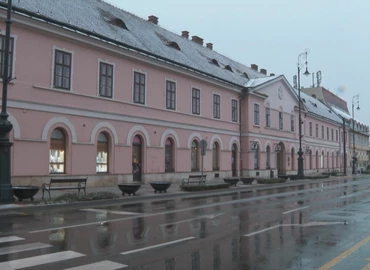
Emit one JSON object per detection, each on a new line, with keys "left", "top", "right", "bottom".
{"left": 132, "top": 135, "right": 142, "bottom": 182}
{"left": 232, "top": 144, "right": 237, "bottom": 177}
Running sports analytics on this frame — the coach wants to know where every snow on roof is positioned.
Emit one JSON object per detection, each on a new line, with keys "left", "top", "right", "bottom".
{"left": 299, "top": 91, "right": 342, "bottom": 123}
{"left": 331, "top": 107, "right": 352, "bottom": 120}
{"left": 243, "top": 75, "right": 278, "bottom": 88}
{"left": 1, "top": 0, "right": 268, "bottom": 86}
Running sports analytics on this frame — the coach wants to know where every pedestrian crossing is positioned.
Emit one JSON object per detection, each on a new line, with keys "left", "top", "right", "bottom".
{"left": 0, "top": 234, "right": 128, "bottom": 270}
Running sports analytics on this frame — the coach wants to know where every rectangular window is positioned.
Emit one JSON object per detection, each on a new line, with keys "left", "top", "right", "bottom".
{"left": 0, "top": 35, "right": 14, "bottom": 80}
{"left": 309, "top": 122, "right": 312, "bottom": 136}
{"left": 322, "top": 125, "right": 324, "bottom": 138}
{"left": 254, "top": 104, "right": 260, "bottom": 125}
{"left": 336, "top": 130, "right": 338, "bottom": 141}
{"left": 332, "top": 128, "right": 334, "bottom": 141}
{"left": 291, "top": 115, "right": 294, "bottom": 132}
{"left": 133, "top": 71, "right": 145, "bottom": 104}
{"left": 99, "top": 62, "right": 113, "bottom": 98}
{"left": 279, "top": 112, "right": 283, "bottom": 130}
{"left": 213, "top": 94, "right": 220, "bottom": 118}
{"left": 316, "top": 123, "right": 318, "bottom": 137}
{"left": 327, "top": 127, "right": 329, "bottom": 140}
{"left": 192, "top": 88, "right": 200, "bottom": 115}
{"left": 265, "top": 108, "right": 270, "bottom": 127}
{"left": 231, "top": 99, "right": 238, "bottom": 122}
{"left": 166, "top": 80, "right": 176, "bottom": 110}
{"left": 54, "top": 50, "right": 71, "bottom": 90}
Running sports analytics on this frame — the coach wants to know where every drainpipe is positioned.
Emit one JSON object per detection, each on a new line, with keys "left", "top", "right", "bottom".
{"left": 239, "top": 87, "right": 249, "bottom": 177}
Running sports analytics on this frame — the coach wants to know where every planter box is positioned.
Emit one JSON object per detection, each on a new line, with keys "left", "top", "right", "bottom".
{"left": 223, "top": 177, "right": 239, "bottom": 186}
{"left": 150, "top": 181, "right": 172, "bottom": 193}
{"left": 13, "top": 186, "right": 40, "bottom": 201}
{"left": 117, "top": 184, "right": 141, "bottom": 196}
{"left": 240, "top": 177, "right": 255, "bottom": 185}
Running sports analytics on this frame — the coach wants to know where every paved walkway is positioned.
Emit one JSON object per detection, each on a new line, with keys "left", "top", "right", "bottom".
{"left": 2, "top": 174, "right": 365, "bottom": 212}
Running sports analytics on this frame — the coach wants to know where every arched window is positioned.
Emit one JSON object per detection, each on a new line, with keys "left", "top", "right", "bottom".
{"left": 49, "top": 128, "right": 65, "bottom": 174}
{"left": 213, "top": 142, "right": 219, "bottom": 171}
{"left": 96, "top": 133, "right": 108, "bottom": 173}
{"left": 266, "top": 145, "right": 271, "bottom": 169}
{"left": 165, "top": 138, "right": 174, "bottom": 172}
{"left": 316, "top": 151, "right": 319, "bottom": 168}
{"left": 191, "top": 140, "right": 199, "bottom": 171}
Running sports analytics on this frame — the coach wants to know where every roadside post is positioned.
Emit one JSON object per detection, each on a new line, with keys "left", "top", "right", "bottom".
{"left": 200, "top": 139, "right": 207, "bottom": 183}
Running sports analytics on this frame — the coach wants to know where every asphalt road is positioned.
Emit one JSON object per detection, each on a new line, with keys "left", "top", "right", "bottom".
{"left": 1, "top": 177, "right": 370, "bottom": 269}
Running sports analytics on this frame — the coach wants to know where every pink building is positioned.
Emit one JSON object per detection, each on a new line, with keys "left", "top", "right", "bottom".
{"left": 0, "top": 0, "right": 350, "bottom": 187}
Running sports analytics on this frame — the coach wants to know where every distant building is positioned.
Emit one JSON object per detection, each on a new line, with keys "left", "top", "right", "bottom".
{"left": 302, "top": 87, "right": 369, "bottom": 171}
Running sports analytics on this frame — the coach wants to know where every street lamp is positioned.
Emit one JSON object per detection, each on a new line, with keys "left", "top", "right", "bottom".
{"left": 0, "top": 0, "right": 14, "bottom": 203}
{"left": 352, "top": 94, "right": 360, "bottom": 174}
{"left": 297, "top": 49, "right": 310, "bottom": 179}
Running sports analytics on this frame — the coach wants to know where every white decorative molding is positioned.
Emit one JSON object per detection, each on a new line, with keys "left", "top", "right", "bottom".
{"left": 209, "top": 135, "right": 224, "bottom": 150}
{"left": 187, "top": 132, "right": 202, "bottom": 148}
{"left": 7, "top": 113, "right": 20, "bottom": 139}
{"left": 229, "top": 136, "right": 240, "bottom": 151}
{"left": 160, "top": 129, "right": 180, "bottom": 148}
{"left": 90, "top": 122, "right": 119, "bottom": 145}
{"left": 41, "top": 116, "right": 77, "bottom": 143}
{"left": 127, "top": 125, "right": 151, "bottom": 146}
{"left": 264, "top": 140, "right": 272, "bottom": 150}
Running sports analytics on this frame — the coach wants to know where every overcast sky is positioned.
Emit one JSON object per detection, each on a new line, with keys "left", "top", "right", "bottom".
{"left": 108, "top": 0, "right": 370, "bottom": 125}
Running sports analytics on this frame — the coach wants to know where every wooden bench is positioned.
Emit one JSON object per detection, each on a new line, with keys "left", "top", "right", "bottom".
{"left": 42, "top": 177, "right": 88, "bottom": 200}
{"left": 182, "top": 174, "right": 207, "bottom": 185}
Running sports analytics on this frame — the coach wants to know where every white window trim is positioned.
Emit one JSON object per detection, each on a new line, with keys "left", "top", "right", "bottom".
{"left": 0, "top": 30, "right": 17, "bottom": 84}
{"left": 231, "top": 98, "right": 238, "bottom": 123}
{"left": 164, "top": 78, "right": 177, "bottom": 111}
{"left": 132, "top": 68, "right": 147, "bottom": 106}
{"left": 290, "top": 113, "right": 295, "bottom": 132}
{"left": 253, "top": 102, "right": 260, "bottom": 126}
{"left": 97, "top": 58, "right": 115, "bottom": 99}
{"left": 51, "top": 45, "right": 74, "bottom": 91}
{"left": 279, "top": 110, "right": 284, "bottom": 130}
{"left": 191, "top": 86, "right": 201, "bottom": 116}
{"left": 212, "top": 92, "right": 221, "bottom": 119}
{"left": 265, "top": 106, "right": 271, "bottom": 128}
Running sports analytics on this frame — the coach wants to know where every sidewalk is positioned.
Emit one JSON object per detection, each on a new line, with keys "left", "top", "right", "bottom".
{"left": 1, "top": 174, "right": 364, "bottom": 213}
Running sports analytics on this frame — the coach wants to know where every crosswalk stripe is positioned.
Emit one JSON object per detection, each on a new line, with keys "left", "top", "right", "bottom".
{"left": 63, "top": 260, "right": 128, "bottom": 270}
{"left": 0, "top": 236, "right": 24, "bottom": 243}
{"left": 0, "top": 242, "right": 52, "bottom": 255}
{"left": 0, "top": 250, "right": 85, "bottom": 270}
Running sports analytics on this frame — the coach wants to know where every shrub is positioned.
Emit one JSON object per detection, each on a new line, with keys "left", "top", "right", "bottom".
{"left": 256, "top": 178, "right": 287, "bottom": 184}
{"left": 180, "top": 183, "right": 230, "bottom": 192}
{"left": 43, "top": 192, "right": 119, "bottom": 204}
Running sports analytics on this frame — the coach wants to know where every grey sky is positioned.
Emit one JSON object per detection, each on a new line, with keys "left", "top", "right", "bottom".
{"left": 107, "top": 0, "right": 370, "bottom": 125}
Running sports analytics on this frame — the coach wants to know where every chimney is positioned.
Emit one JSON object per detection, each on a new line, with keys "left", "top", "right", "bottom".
{"left": 191, "top": 35, "right": 203, "bottom": 46}
{"left": 312, "top": 94, "right": 316, "bottom": 99}
{"left": 270, "top": 73, "right": 275, "bottom": 76}
{"left": 251, "top": 64, "right": 258, "bottom": 71}
{"left": 206, "top": 43, "right": 213, "bottom": 50}
{"left": 148, "top": 15, "right": 158, "bottom": 25}
{"left": 181, "top": 30, "right": 189, "bottom": 39}
{"left": 260, "top": 68, "right": 267, "bottom": 75}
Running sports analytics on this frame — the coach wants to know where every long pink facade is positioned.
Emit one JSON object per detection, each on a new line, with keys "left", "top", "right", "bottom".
{"left": 0, "top": 2, "right": 350, "bottom": 187}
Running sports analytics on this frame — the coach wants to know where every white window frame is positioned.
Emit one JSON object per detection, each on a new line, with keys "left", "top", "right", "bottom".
{"left": 253, "top": 103, "right": 260, "bottom": 126}
{"left": 51, "top": 45, "right": 74, "bottom": 91}
{"left": 97, "top": 58, "right": 115, "bottom": 99}
{"left": 132, "top": 69, "right": 147, "bottom": 105}
{"left": 191, "top": 86, "right": 201, "bottom": 115}
{"left": 212, "top": 92, "right": 221, "bottom": 119}
{"left": 164, "top": 78, "right": 177, "bottom": 111}
{"left": 231, "top": 98, "right": 238, "bottom": 123}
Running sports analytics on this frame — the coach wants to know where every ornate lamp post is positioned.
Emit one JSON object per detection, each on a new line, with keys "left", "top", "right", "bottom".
{"left": 0, "top": 0, "right": 14, "bottom": 203}
{"left": 297, "top": 49, "right": 310, "bottom": 179}
{"left": 352, "top": 94, "right": 360, "bottom": 174}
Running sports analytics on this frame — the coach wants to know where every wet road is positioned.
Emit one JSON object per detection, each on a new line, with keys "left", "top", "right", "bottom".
{"left": 1, "top": 177, "right": 370, "bottom": 269}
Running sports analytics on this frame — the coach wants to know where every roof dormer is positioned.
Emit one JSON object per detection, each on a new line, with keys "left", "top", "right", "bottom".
{"left": 224, "top": 65, "right": 233, "bottom": 72}
{"left": 168, "top": 41, "right": 181, "bottom": 51}
{"left": 108, "top": 18, "right": 128, "bottom": 30}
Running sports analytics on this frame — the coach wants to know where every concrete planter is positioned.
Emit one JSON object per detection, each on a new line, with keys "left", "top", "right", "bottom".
{"left": 223, "top": 177, "right": 239, "bottom": 186}
{"left": 150, "top": 181, "right": 171, "bottom": 193}
{"left": 117, "top": 184, "right": 141, "bottom": 196}
{"left": 13, "top": 186, "right": 40, "bottom": 201}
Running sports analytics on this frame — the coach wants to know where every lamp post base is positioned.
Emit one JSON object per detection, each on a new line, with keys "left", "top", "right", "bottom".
{"left": 0, "top": 119, "right": 14, "bottom": 204}
{"left": 297, "top": 149, "right": 304, "bottom": 179}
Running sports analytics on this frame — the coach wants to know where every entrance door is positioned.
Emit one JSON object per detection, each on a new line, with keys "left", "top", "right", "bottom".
{"left": 132, "top": 135, "right": 142, "bottom": 182}
{"left": 232, "top": 144, "right": 237, "bottom": 177}
{"left": 277, "top": 143, "right": 285, "bottom": 175}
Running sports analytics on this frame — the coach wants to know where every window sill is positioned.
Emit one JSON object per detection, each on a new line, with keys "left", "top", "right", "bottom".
{"left": 253, "top": 124, "right": 260, "bottom": 128}
{"left": 191, "top": 169, "right": 200, "bottom": 172}
{"left": 165, "top": 168, "right": 175, "bottom": 173}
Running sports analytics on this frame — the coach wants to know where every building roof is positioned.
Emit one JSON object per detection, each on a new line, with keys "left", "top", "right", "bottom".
{"left": 299, "top": 91, "right": 342, "bottom": 123}
{"left": 321, "top": 87, "right": 350, "bottom": 114}
{"left": 1, "top": 0, "right": 268, "bottom": 87}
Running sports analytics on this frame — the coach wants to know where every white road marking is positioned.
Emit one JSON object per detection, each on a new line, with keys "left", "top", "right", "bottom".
{"left": 0, "top": 250, "right": 85, "bottom": 269}
{"left": 80, "top": 208, "right": 140, "bottom": 215}
{"left": 161, "top": 213, "right": 223, "bottom": 226}
{"left": 0, "top": 236, "right": 24, "bottom": 243}
{"left": 0, "top": 242, "right": 52, "bottom": 255}
{"left": 282, "top": 206, "right": 310, "bottom": 214}
{"left": 120, "top": 237, "right": 195, "bottom": 255}
{"left": 244, "top": 221, "right": 344, "bottom": 237}
{"left": 63, "top": 260, "right": 128, "bottom": 270}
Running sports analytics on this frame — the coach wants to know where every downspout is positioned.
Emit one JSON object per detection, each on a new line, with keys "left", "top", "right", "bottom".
{"left": 239, "top": 87, "right": 249, "bottom": 177}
